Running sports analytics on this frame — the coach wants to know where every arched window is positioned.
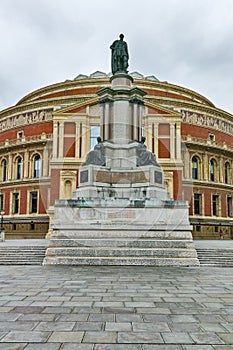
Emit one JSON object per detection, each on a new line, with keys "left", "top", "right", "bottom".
{"left": 210, "top": 159, "right": 215, "bottom": 182}
{"left": 33, "top": 154, "right": 41, "bottom": 178}
{"left": 192, "top": 156, "right": 199, "bottom": 180}
{"left": 1, "top": 159, "right": 7, "bottom": 182}
{"left": 16, "top": 157, "right": 23, "bottom": 180}
{"left": 224, "top": 162, "right": 230, "bottom": 184}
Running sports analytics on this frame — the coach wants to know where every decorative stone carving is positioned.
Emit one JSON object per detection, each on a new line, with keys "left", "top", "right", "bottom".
{"left": 182, "top": 110, "right": 233, "bottom": 135}
{"left": 82, "top": 137, "right": 105, "bottom": 166}
{"left": 136, "top": 137, "right": 159, "bottom": 167}
{"left": 0, "top": 109, "right": 53, "bottom": 132}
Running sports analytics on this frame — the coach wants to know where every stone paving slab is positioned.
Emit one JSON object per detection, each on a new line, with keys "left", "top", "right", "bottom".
{"left": 0, "top": 265, "right": 233, "bottom": 348}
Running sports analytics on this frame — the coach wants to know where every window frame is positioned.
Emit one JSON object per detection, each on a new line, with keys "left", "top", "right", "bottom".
{"left": 210, "top": 158, "right": 215, "bottom": 182}
{"left": 212, "top": 194, "right": 219, "bottom": 216}
{"left": 12, "top": 192, "right": 20, "bottom": 214}
{"left": 192, "top": 156, "right": 199, "bottom": 180}
{"left": 0, "top": 194, "right": 4, "bottom": 211}
{"left": 227, "top": 196, "right": 232, "bottom": 217}
{"left": 30, "top": 191, "right": 38, "bottom": 214}
{"left": 193, "top": 193, "right": 202, "bottom": 215}
{"left": 1, "top": 159, "right": 7, "bottom": 182}
{"left": 90, "top": 125, "right": 101, "bottom": 150}
{"left": 16, "top": 157, "right": 23, "bottom": 180}
{"left": 33, "top": 154, "right": 41, "bottom": 178}
{"left": 224, "top": 162, "right": 230, "bottom": 184}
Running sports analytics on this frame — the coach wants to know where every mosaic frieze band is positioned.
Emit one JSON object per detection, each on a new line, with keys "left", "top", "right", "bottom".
{"left": 0, "top": 108, "right": 53, "bottom": 132}
{"left": 182, "top": 110, "right": 233, "bottom": 135}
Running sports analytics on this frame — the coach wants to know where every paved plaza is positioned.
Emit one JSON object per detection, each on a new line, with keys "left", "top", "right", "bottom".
{"left": 0, "top": 263, "right": 233, "bottom": 349}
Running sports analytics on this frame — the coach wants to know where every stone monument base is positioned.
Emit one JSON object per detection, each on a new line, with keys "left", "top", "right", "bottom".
{"left": 43, "top": 198, "right": 200, "bottom": 266}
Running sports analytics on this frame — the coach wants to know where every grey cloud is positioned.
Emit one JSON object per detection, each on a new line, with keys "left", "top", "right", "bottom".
{"left": 1, "top": 0, "right": 233, "bottom": 113}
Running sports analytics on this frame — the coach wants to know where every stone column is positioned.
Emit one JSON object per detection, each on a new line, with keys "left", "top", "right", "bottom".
{"left": 170, "top": 124, "right": 175, "bottom": 159}
{"left": 8, "top": 152, "right": 12, "bottom": 180}
{"left": 154, "top": 122, "right": 159, "bottom": 156}
{"left": 175, "top": 124, "right": 181, "bottom": 160}
{"left": 139, "top": 104, "right": 144, "bottom": 141}
{"left": 75, "top": 122, "right": 79, "bottom": 158}
{"left": 133, "top": 103, "right": 138, "bottom": 140}
{"left": 146, "top": 123, "right": 153, "bottom": 151}
{"left": 82, "top": 122, "right": 89, "bottom": 158}
{"left": 203, "top": 153, "right": 209, "bottom": 181}
{"left": 24, "top": 150, "right": 29, "bottom": 178}
{"left": 183, "top": 149, "right": 190, "bottom": 179}
{"left": 219, "top": 156, "right": 224, "bottom": 183}
{"left": 111, "top": 100, "right": 132, "bottom": 143}
{"left": 104, "top": 102, "right": 110, "bottom": 141}
{"left": 43, "top": 147, "right": 48, "bottom": 177}
{"left": 53, "top": 122, "right": 58, "bottom": 158}
{"left": 58, "top": 122, "right": 64, "bottom": 158}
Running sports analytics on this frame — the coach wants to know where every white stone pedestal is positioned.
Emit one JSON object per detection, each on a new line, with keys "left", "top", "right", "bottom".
{"left": 44, "top": 198, "right": 199, "bottom": 266}
{"left": 44, "top": 73, "right": 199, "bottom": 267}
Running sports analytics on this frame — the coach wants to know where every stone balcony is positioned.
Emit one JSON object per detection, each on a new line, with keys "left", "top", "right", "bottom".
{"left": 0, "top": 133, "right": 53, "bottom": 151}
{"left": 182, "top": 134, "right": 233, "bottom": 153}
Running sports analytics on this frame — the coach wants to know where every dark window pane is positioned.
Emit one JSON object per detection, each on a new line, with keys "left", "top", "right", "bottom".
{"left": 34, "top": 155, "right": 40, "bottom": 178}
{"left": 31, "top": 192, "right": 38, "bottom": 213}
{"left": 17, "top": 158, "right": 22, "bottom": 180}
{"left": 192, "top": 157, "right": 198, "bottom": 180}
{"left": 13, "top": 193, "right": 19, "bottom": 214}
{"left": 212, "top": 195, "right": 218, "bottom": 216}
{"left": 194, "top": 193, "right": 201, "bottom": 215}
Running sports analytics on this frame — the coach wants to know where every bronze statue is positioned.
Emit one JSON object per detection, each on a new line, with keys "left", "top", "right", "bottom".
{"left": 110, "top": 34, "right": 129, "bottom": 75}
{"left": 83, "top": 137, "right": 106, "bottom": 166}
{"left": 136, "top": 137, "right": 159, "bottom": 167}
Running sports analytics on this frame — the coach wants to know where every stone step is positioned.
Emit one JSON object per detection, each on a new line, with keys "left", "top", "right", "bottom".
{"left": 46, "top": 247, "right": 197, "bottom": 258}
{"left": 49, "top": 238, "right": 195, "bottom": 249}
{"left": 52, "top": 230, "right": 192, "bottom": 240}
{"left": 201, "top": 264, "right": 233, "bottom": 267}
{"left": 196, "top": 248, "right": 233, "bottom": 267}
{"left": 0, "top": 246, "right": 46, "bottom": 265}
{"left": 43, "top": 256, "right": 200, "bottom": 266}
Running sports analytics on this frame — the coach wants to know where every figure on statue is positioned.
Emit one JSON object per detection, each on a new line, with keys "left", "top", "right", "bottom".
{"left": 110, "top": 34, "right": 129, "bottom": 75}
{"left": 136, "top": 136, "right": 159, "bottom": 167}
{"left": 83, "top": 137, "right": 106, "bottom": 166}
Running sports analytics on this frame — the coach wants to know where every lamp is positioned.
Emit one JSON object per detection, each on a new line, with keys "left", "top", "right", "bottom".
{"left": 0, "top": 211, "right": 5, "bottom": 231}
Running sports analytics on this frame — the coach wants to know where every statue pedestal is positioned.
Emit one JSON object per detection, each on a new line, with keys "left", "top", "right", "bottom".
{"left": 44, "top": 72, "right": 199, "bottom": 267}
{"left": 43, "top": 198, "right": 199, "bottom": 266}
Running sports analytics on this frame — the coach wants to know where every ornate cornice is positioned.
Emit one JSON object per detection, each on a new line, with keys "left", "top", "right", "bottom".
{"left": 145, "top": 96, "right": 233, "bottom": 122}
{"left": 0, "top": 97, "right": 93, "bottom": 119}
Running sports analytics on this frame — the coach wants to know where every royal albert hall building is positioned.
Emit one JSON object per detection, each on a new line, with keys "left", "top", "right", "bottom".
{"left": 0, "top": 70, "right": 233, "bottom": 240}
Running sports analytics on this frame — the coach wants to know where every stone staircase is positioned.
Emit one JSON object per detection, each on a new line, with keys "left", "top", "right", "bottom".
{"left": 196, "top": 248, "right": 233, "bottom": 267}
{"left": 0, "top": 246, "right": 47, "bottom": 265}
{"left": 43, "top": 233, "right": 200, "bottom": 266}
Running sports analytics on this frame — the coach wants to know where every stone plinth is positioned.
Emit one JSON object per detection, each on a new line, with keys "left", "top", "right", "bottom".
{"left": 44, "top": 71, "right": 199, "bottom": 267}
{"left": 43, "top": 198, "right": 199, "bottom": 266}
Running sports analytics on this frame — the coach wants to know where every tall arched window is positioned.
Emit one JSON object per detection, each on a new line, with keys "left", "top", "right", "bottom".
{"left": 192, "top": 156, "right": 199, "bottom": 180}
{"left": 33, "top": 154, "right": 41, "bottom": 178}
{"left": 210, "top": 159, "right": 215, "bottom": 182}
{"left": 224, "top": 162, "right": 230, "bottom": 184}
{"left": 1, "top": 159, "right": 7, "bottom": 182}
{"left": 16, "top": 157, "right": 23, "bottom": 180}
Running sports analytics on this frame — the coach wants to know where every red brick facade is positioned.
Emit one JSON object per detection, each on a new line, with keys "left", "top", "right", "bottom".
{"left": 0, "top": 72, "right": 232, "bottom": 239}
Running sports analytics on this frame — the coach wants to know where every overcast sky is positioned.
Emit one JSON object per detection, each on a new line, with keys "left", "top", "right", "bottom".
{"left": 1, "top": 0, "right": 233, "bottom": 114}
